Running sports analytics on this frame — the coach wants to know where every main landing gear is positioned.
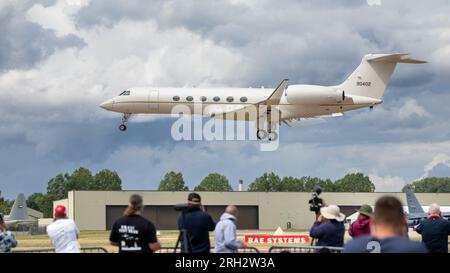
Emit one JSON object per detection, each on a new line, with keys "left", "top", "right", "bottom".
{"left": 119, "top": 113, "right": 131, "bottom": 131}
{"left": 256, "top": 129, "right": 278, "bottom": 141}
{"left": 256, "top": 109, "right": 279, "bottom": 141}
{"left": 256, "top": 116, "right": 278, "bottom": 141}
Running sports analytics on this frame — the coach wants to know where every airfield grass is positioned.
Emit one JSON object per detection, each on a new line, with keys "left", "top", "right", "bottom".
{"left": 14, "top": 230, "right": 426, "bottom": 253}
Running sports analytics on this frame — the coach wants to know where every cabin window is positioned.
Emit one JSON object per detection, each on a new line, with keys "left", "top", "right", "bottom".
{"left": 213, "top": 96, "right": 220, "bottom": 102}
{"left": 240, "top": 96, "right": 248, "bottom": 102}
{"left": 173, "top": 96, "right": 180, "bottom": 101}
{"left": 186, "top": 96, "right": 193, "bottom": 102}
{"left": 119, "top": 90, "right": 131, "bottom": 96}
{"left": 200, "top": 96, "right": 207, "bottom": 102}
{"left": 226, "top": 96, "right": 234, "bottom": 102}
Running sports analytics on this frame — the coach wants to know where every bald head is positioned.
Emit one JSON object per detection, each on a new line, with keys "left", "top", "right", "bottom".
{"left": 225, "top": 205, "right": 239, "bottom": 217}
{"left": 428, "top": 203, "right": 441, "bottom": 215}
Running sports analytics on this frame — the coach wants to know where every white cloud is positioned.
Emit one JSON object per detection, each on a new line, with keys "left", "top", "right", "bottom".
{"left": 26, "top": 0, "right": 89, "bottom": 37}
{"left": 0, "top": 19, "right": 248, "bottom": 124}
{"left": 369, "top": 174, "right": 406, "bottom": 192}
{"left": 417, "top": 153, "right": 450, "bottom": 180}
{"left": 2, "top": 0, "right": 450, "bottom": 197}
{"left": 398, "top": 98, "right": 429, "bottom": 120}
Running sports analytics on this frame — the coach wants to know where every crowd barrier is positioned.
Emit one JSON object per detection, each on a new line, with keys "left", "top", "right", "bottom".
{"left": 268, "top": 245, "right": 344, "bottom": 253}
{"left": 155, "top": 246, "right": 260, "bottom": 253}
{"left": 12, "top": 246, "right": 108, "bottom": 253}
{"left": 12, "top": 244, "right": 450, "bottom": 253}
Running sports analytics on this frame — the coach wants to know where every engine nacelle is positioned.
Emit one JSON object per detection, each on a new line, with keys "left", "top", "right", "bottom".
{"left": 285, "top": 85, "right": 344, "bottom": 105}
{"left": 407, "top": 219, "right": 422, "bottom": 227}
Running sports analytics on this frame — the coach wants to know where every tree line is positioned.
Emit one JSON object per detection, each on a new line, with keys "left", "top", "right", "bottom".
{"left": 0, "top": 167, "right": 122, "bottom": 218}
{"left": 157, "top": 171, "right": 376, "bottom": 192}
{"left": 402, "top": 177, "right": 450, "bottom": 192}
{"left": 1, "top": 167, "right": 449, "bottom": 218}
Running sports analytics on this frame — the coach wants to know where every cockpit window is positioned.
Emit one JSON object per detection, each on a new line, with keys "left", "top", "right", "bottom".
{"left": 119, "top": 90, "right": 131, "bottom": 96}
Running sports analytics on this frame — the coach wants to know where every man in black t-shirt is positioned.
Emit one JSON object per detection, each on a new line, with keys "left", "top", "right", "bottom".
{"left": 110, "top": 194, "right": 161, "bottom": 253}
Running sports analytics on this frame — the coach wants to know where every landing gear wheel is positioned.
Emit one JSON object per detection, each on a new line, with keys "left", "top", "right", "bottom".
{"left": 119, "top": 124, "right": 127, "bottom": 131}
{"left": 268, "top": 131, "right": 278, "bottom": 141}
{"left": 118, "top": 113, "right": 131, "bottom": 132}
{"left": 257, "top": 129, "right": 267, "bottom": 140}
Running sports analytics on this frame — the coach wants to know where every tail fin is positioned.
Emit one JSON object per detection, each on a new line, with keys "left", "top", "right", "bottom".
{"left": 405, "top": 190, "right": 425, "bottom": 214}
{"left": 338, "top": 53, "right": 426, "bottom": 99}
{"left": 9, "top": 193, "right": 29, "bottom": 221}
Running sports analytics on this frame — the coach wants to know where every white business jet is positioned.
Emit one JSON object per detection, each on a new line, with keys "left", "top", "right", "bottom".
{"left": 100, "top": 53, "right": 426, "bottom": 141}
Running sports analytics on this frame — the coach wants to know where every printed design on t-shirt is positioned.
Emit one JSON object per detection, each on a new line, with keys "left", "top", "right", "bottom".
{"left": 118, "top": 225, "right": 142, "bottom": 251}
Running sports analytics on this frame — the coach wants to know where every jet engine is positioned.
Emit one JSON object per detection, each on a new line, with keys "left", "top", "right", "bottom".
{"left": 285, "top": 85, "right": 344, "bottom": 105}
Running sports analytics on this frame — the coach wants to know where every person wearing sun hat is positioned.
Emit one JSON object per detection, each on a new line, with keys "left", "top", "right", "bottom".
{"left": 349, "top": 204, "right": 373, "bottom": 238}
{"left": 309, "top": 205, "right": 346, "bottom": 247}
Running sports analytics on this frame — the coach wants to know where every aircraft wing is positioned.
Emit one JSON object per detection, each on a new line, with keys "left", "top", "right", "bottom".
{"left": 264, "top": 79, "right": 289, "bottom": 106}
{"left": 209, "top": 79, "right": 288, "bottom": 119}
{"left": 283, "top": 113, "right": 343, "bottom": 127}
{"left": 204, "top": 104, "right": 249, "bottom": 118}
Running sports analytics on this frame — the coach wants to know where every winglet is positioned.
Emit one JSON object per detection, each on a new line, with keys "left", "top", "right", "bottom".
{"left": 266, "top": 79, "right": 288, "bottom": 105}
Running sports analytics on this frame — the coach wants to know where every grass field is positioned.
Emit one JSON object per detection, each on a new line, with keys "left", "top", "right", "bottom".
{"left": 14, "top": 230, "right": 427, "bottom": 253}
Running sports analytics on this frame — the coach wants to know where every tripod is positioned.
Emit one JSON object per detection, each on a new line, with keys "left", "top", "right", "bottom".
{"left": 174, "top": 210, "right": 193, "bottom": 253}
{"left": 310, "top": 210, "right": 320, "bottom": 246}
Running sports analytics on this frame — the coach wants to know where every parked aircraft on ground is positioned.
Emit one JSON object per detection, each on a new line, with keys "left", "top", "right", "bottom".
{"left": 1, "top": 193, "right": 37, "bottom": 228}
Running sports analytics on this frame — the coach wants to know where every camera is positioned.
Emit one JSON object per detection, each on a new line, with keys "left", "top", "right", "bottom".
{"left": 308, "top": 186, "right": 323, "bottom": 214}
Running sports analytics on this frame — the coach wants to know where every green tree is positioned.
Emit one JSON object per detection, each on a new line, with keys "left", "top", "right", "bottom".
{"left": 0, "top": 197, "right": 13, "bottom": 215}
{"left": 302, "top": 177, "right": 336, "bottom": 192}
{"left": 279, "top": 176, "right": 304, "bottom": 191}
{"left": 194, "top": 173, "right": 233, "bottom": 191}
{"left": 158, "top": 171, "right": 188, "bottom": 191}
{"left": 67, "top": 167, "right": 94, "bottom": 191}
{"left": 334, "top": 172, "right": 375, "bottom": 192}
{"left": 41, "top": 167, "right": 123, "bottom": 217}
{"left": 248, "top": 172, "right": 282, "bottom": 192}
{"left": 47, "top": 173, "right": 70, "bottom": 200}
{"left": 93, "top": 169, "right": 122, "bottom": 190}
{"left": 27, "top": 193, "right": 54, "bottom": 218}
{"left": 402, "top": 177, "right": 450, "bottom": 193}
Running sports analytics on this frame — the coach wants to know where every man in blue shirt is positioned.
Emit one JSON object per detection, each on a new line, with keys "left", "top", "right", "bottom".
{"left": 177, "top": 193, "right": 215, "bottom": 253}
{"left": 416, "top": 203, "right": 450, "bottom": 253}
{"left": 344, "top": 196, "right": 427, "bottom": 253}
{"left": 309, "top": 205, "right": 346, "bottom": 247}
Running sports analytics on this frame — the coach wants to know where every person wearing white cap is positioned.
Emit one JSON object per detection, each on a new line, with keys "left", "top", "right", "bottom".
{"left": 309, "top": 205, "right": 346, "bottom": 247}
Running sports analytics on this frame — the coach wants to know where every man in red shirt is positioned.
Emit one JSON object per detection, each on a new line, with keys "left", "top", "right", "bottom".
{"left": 349, "top": 204, "right": 372, "bottom": 238}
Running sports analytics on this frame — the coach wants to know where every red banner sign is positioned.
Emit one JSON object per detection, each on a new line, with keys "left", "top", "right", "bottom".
{"left": 244, "top": 235, "right": 310, "bottom": 244}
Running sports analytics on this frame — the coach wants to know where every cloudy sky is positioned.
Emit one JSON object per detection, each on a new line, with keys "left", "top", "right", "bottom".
{"left": 1, "top": 0, "right": 450, "bottom": 199}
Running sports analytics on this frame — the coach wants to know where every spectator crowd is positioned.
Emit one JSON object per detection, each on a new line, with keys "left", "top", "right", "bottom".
{"left": 1, "top": 192, "right": 449, "bottom": 253}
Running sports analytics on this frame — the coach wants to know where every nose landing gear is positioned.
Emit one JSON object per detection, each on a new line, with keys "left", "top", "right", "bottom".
{"left": 119, "top": 113, "right": 132, "bottom": 131}
{"left": 119, "top": 124, "right": 127, "bottom": 131}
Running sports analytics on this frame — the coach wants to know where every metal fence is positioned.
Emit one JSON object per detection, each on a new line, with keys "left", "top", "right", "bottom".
{"left": 12, "top": 246, "right": 108, "bottom": 253}
{"left": 155, "top": 246, "right": 260, "bottom": 253}
{"left": 268, "top": 245, "right": 344, "bottom": 253}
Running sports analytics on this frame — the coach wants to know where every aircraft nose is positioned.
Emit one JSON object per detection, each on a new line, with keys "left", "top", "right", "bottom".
{"left": 100, "top": 99, "right": 114, "bottom": 110}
